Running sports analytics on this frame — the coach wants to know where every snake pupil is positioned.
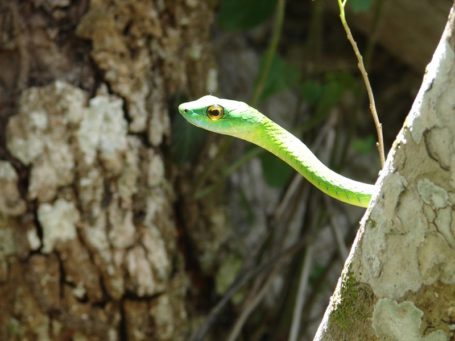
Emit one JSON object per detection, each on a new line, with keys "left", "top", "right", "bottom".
{"left": 207, "top": 105, "right": 224, "bottom": 121}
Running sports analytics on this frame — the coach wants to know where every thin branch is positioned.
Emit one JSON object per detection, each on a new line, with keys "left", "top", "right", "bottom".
{"left": 188, "top": 237, "right": 310, "bottom": 341}
{"left": 227, "top": 269, "right": 278, "bottom": 341}
{"left": 324, "top": 197, "right": 348, "bottom": 259}
{"left": 289, "top": 245, "right": 314, "bottom": 341}
{"left": 337, "top": 0, "right": 385, "bottom": 167}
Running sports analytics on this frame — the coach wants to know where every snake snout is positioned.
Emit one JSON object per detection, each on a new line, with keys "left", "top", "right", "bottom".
{"left": 178, "top": 103, "right": 189, "bottom": 114}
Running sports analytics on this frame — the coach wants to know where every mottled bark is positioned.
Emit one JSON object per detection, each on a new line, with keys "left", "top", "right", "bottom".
{"left": 315, "top": 4, "right": 455, "bottom": 340}
{"left": 0, "top": 1, "right": 214, "bottom": 339}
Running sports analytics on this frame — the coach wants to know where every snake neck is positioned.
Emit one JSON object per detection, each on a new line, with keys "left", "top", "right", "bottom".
{"left": 244, "top": 117, "right": 374, "bottom": 207}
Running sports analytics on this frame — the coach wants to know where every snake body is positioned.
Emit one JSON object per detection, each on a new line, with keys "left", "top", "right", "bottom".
{"left": 178, "top": 95, "right": 374, "bottom": 207}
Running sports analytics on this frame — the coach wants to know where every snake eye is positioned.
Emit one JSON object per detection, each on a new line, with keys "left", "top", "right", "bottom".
{"left": 207, "top": 105, "right": 224, "bottom": 121}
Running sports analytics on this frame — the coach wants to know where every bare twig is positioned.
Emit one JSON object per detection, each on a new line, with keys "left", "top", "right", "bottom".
{"left": 324, "top": 196, "right": 348, "bottom": 259}
{"left": 188, "top": 237, "right": 310, "bottom": 341}
{"left": 227, "top": 269, "right": 278, "bottom": 341}
{"left": 337, "top": 0, "right": 385, "bottom": 167}
{"left": 289, "top": 245, "right": 314, "bottom": 341}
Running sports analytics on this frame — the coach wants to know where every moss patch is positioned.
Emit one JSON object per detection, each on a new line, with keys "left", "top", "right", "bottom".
{"left": 329, "top": 271, "right": 377, "bottom": 339}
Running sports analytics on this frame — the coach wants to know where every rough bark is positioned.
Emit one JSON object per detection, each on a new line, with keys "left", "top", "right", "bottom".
{"left": 315, "top": 3, "right": 455, "bottom": 340}
{"left": 0, "top": 1, "right": 213, "bottom": 339}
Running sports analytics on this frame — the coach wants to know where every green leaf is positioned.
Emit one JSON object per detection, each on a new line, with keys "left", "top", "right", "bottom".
{"left": 170, "top": 112, "right": 207, "bottom": 164}
{"left": 218, "top": 0, "right": 277, "bottom": 31}
{"left": 260, "top": 151, "right": 293, "bottom": 188}
{"left": 258, "top": 55, "right": 300, "bottom": 101}
{"left": 300, "top": 80, "right": 323, "bottom": 106}
{"left": 315, "top": 78, "right": 344, "bottom": 116}
{"left": 351, "top": 135, "right": 376, "bottom": 154}
{"left": 348, "top": 0, "right": 373, "bottom": 13}
{"left": 309, "top": 263, "right": 326, "bottom": 286}
{"left": 299, "top": 73, "right": 360, "bottom": 133}
{"left": 301, "top": 72, "right": 359, "bottom": 117}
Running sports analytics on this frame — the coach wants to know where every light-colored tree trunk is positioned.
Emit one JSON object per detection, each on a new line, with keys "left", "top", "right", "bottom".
{"left": 315, "top": 4, "right": 455, "bottom": 340}
{"left": 0, "top": 1, "right": 214, "bottom": 339}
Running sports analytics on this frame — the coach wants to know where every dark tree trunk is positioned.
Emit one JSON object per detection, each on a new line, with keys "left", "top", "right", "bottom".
{"left": 0, "top": 1, "right": 214, "bottom": 339}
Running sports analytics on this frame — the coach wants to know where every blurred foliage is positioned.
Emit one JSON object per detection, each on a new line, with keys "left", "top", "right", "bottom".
{"left": 257, "top": 55, "right": 300, "bottom": 102}
{"left": 309, "top": 263, "right": 327, "bottom": 286}
{"left": 349, "top": 0, "right": 373, "bottom": 13}
{"left": 218, "top": 0, "right": 277, "bottom": 30}
{"left": 260, "top": 151, "right": 294, "bottom": 188}
{"left": 352, "top": 135, "right": 376, "bottom": 154}
{"left": 301, "top": 72, "right": 359, "bottom": 116}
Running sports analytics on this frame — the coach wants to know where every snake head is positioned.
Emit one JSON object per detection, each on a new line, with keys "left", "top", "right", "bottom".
{"left": 178, "top": 95, "right": 265, "bottom": 140}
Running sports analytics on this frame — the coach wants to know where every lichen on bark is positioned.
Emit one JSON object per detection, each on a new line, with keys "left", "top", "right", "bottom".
{"left": 2, "top": 80, "right": 185, "bottom": 338}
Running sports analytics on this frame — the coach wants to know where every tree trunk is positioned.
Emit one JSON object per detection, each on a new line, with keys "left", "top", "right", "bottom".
{"left": 315, "top": 4, "right": 455, "bottom": 340}
{"left": 0, "top": 1, "right": 213, "bottom": 339}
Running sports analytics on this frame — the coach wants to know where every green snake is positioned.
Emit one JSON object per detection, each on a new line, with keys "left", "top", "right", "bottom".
{"left": 178, "top": 95, "right": 375, "bottom": 207}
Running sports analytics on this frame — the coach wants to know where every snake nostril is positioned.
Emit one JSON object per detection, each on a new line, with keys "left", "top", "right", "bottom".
{"left": 184, "top": 109, "right": 188, "bottom": 113}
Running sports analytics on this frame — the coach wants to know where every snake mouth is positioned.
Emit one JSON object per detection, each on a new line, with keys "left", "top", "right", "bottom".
{"left": 178, "top": 105, "right": 204, "bottom": 128}
{"left": 177, "top": 103, "right": 188, "bottom": 114}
